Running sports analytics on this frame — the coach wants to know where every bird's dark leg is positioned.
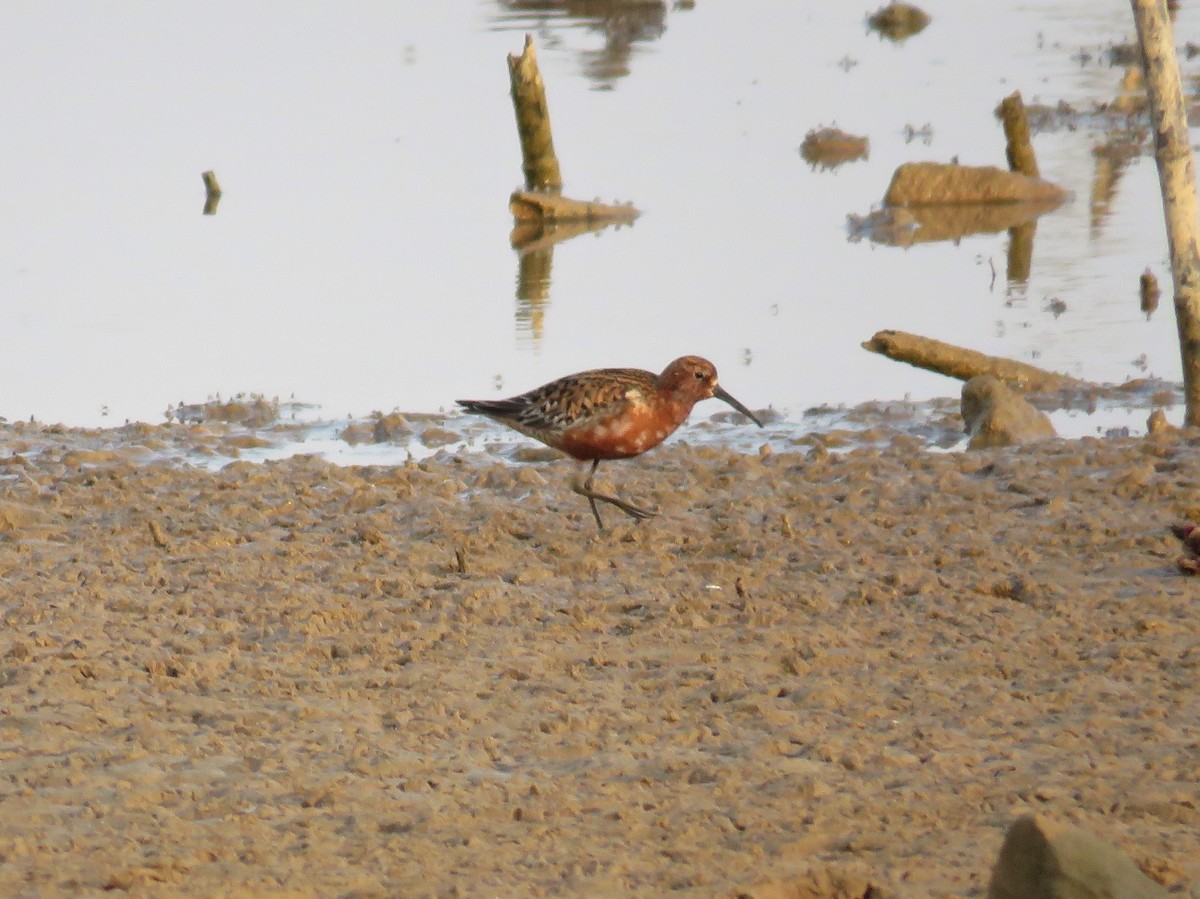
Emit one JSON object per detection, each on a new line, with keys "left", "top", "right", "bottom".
{"left": 580, "top": 460, "right": 604, "bottom": 530}
{"left": 572, "top": 459, "right": 656, "bottom": 530}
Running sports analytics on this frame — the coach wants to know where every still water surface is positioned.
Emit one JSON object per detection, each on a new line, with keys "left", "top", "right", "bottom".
{"left": 1, "top": 1, "right": 1195, "bottom": 433}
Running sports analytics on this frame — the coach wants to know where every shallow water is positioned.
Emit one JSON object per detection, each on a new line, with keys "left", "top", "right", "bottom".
{"left": 2, "top": 1, "right": 1196, "bottom": 435}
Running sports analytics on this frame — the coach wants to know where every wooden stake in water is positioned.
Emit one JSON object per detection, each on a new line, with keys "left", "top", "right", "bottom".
{"left": 999, "top": 91, "right": 1039, "bottom": 178}
{"left": 507, "top": 35, "right": 563, "bottom": 193}
{"left": 201, "top": 170, "right": 222, "bottom": 216}
{"left": 1131, "top": 0, "right": 1200, "bottom": 426}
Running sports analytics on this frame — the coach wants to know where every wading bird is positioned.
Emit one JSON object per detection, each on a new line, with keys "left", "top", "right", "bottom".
{"left": 458, "top": 355, "right": 764, "bottom": 529}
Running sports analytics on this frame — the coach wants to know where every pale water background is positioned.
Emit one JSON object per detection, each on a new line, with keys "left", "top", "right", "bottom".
{"left": 2, "top": 1, "right": 1196, "bottom": 444}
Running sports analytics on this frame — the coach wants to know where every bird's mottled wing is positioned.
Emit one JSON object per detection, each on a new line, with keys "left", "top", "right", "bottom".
{"left": 458, "top": 367, "right": 656, "bottom": 441}
{"left": 517, "top": 368, "right": 654, "bottom": 431}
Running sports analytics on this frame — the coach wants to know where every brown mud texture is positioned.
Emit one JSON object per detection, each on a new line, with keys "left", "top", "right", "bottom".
{"left": 1, "top": 424, "right": 1198, "bottom": 897}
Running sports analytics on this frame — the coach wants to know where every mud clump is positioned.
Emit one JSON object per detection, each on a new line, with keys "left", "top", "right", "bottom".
{"left": 866, "top": 2, "right": 930, "bottom": 41}
{"left": 373, "top": 411, "right": 412, "bottom": 442}
{"left": 800, "top": 127, "right": 869, "bottom": 170}
{"left": 168, "top": 394, "right": 279, "bottom": 427}
{"left": 883, "top": 161, "right": 1067, "bottom": 207}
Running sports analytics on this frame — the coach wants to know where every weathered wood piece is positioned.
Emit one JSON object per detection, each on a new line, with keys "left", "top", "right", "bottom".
{"left": 509, "top": 191, "right": 638, "bottom": 225}
{"left": 1131, "top": 0, "right": 1200, "bottom": 426}
{"left": 999, "top": 90, "right": 1039, "bottom": 178}
{"left": 507, "top": 35, "right": 563, "bottom": 193}
{"left": 862, "top": 329, "right": 1089, "bottom": 392}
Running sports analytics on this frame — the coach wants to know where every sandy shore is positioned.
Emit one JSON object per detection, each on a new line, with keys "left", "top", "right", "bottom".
{"left": 0, "top": 418, "right": 1197, "bottom": 897}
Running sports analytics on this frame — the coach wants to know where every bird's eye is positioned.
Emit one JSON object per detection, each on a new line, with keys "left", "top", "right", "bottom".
{"left": 694, "top": 370, "right": 704, "bottom": 380}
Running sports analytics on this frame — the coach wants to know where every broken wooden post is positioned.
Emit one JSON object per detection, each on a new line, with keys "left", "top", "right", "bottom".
{"left": 998, "top": 91, "right": 1039, "bottom": 178}
{"left": 1131, "top": 0, "right": 1200, "bottom": 426}
{"left": 507, "top": 35, "right": 563, "bottom": 193}
{"left": 201, "top": 170, "right": 222, "bottom": 216}
{"left": 994, "top": 92, "right": 1042, "bottom": 283}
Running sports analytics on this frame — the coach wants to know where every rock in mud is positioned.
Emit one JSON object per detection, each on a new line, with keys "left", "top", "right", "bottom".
{"left": 986, "top": 814, "right": 1171, "bottom": 899}
{"left": 373, "top": 412, "right": 412, "bottom": 442}
{"left": 961, "top": 375, "right": 1055, "bottom": 449}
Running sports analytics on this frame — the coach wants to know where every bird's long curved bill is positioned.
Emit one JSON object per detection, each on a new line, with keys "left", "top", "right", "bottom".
{"left": 713, "top": 385, "right": 764, "bottom": 427}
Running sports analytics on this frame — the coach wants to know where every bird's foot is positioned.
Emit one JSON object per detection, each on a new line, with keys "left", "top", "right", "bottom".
{"left": 573, "top": 484, "right": 656, "bottom": 530}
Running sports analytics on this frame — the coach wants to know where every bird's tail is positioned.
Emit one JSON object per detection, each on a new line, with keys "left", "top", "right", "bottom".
{"left": 457, "top": 398, "right": 525, "bottom": 416}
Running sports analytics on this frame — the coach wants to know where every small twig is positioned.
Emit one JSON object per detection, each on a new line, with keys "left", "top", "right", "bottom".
{"left": 148, "top": 518, "right": 171, "bottom": 550}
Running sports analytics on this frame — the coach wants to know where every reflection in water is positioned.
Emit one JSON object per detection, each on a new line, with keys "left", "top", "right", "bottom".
{"left": 848, "top": 199, "right": 1060, "bottom": 298}
{"left": 1089, "top": 131, "right": 1145, "bottom": 236}
{"left": 1007, "top": 219, "right": 1035, "bottom": 285}
{"left": 490, "top": 1, "right": 673, "bottom": 86}
{"left": 511, "top": 218, "right": 634, "bottom": 346}
{"left": 848, "top": 199, "right": 1062, "bottom": 250}
{"left": 514, "top": 244, "right": 552, "bottom": 347}
{"left": 1087, "top": 63, "right": 1148, "bottom": 235}
{"left": 3, "top": 0, "right": 1189, "bottom": 429}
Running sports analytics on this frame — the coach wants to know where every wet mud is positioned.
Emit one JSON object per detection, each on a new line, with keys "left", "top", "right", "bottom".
{"left": 1, "top": 419, "right": 1198, "bottom": 896}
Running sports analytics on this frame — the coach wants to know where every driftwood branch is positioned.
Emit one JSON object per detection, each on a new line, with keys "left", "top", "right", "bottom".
{"left": 862, "top": 330, "right": 1090, "bottom": 392}
{"left": 1131, "top": 0, "right": 1200, "bottom": 426}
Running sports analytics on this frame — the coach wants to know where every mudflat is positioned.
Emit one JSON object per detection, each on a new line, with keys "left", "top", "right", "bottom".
{"left": 0, "top": 419, "right": 1197, "bottom": 897}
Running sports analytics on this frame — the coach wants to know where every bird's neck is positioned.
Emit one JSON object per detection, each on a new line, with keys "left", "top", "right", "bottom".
{"left": 657, "top": 393, "right": 697, "bottom": 429}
